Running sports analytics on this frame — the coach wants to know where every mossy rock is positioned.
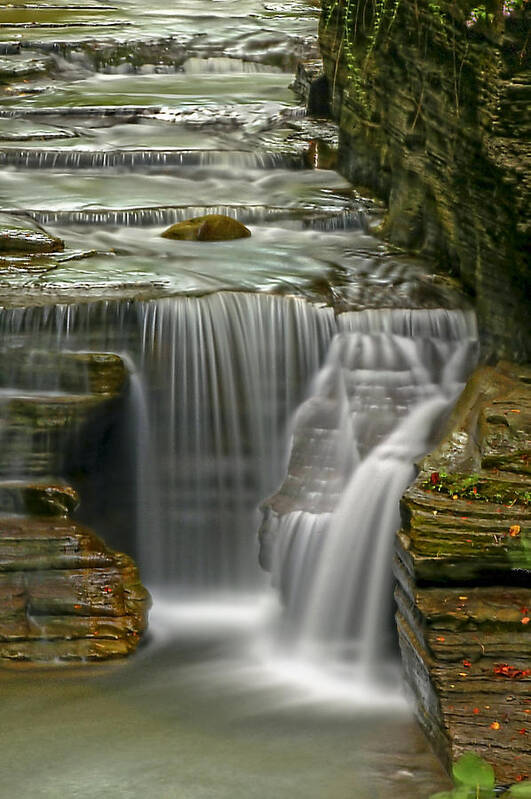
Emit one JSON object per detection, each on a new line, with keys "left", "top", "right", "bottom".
{"left": 0, "top": 214, "right": 64, "bottom": 255}
{"left": 161, "top": 214, "right": 251, "bottom": 242}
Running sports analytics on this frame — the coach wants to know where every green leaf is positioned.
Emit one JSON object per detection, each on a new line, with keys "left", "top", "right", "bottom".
{"left": 507, "top": 782, "right": 531, "bottom": 798}
{"left": 452, "top": 753, "right": 495, "bottom": 789}
{"left": 429, "top": 792, "right": 456, "bottom": 799}
{"left": 429, "top": 788, "right": 477, "bottom": 799}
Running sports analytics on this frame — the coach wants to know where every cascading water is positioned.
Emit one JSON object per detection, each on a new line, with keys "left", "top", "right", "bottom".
{"left": 267, "top": 308, "right": 478, "bottom": 674}
{"left": 0, "top": 293, "right": 339, "bottom": 588}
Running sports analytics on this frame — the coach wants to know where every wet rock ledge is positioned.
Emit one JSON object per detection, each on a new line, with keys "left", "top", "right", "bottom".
{"left": 0, "top": 501, "right": 150, "bottom": 662}
{"left": 395, "top": 362, "right": 531, "bottom": 783}
{"left": 0, "top": 351, "right": 150, "bottom": 662}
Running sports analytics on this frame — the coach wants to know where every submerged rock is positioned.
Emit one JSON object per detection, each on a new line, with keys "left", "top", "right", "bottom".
{"left": 0, "top": 213, "right": 64, "bottom": 255}
{"left": 395, "top": 362, "right": 531, "bottom": 784}
{"left": 161, "top": 214, "right": 251, "bottom": 242}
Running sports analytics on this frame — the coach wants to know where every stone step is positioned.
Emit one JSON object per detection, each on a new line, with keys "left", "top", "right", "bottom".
{"left": 0, "top": 515, "right": 116, "bottom": 571}
{"left": 394, "top": 578, "right": 531, "bottom": 663}
{"left": 2, "top": 205, "right": 360, "bottom": 230}
{"left": 398, "top": 485, "right": 530, "bottom": 584}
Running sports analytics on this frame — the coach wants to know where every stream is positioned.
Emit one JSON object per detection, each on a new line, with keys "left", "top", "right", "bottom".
{"left": 0, "top": 1, "right": 476, "bottom": 796}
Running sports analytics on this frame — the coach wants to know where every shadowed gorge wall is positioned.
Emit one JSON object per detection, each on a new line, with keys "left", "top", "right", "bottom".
{"left": 319, "top": 0, "right": 530, "bottom": 361}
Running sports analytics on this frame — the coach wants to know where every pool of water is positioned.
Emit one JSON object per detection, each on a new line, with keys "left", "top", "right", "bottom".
{"left": 0, "top": 596, "right": 451, "bottom": 799}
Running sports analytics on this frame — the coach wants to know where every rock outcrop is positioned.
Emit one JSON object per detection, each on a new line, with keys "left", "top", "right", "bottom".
{"left": 0, "top": 351, "right": 128, "bottom": 478}
{"left": 0, "top": 350, "right": 150, "bottom": 662}
{"left": 395, "top": 362, "right": 530, "bottom": 784}
{"left": 0, "top": 500, "right": 150, "bottom": 662}
{"left": 318, "top": 0, "right": 530, "bottom": 361}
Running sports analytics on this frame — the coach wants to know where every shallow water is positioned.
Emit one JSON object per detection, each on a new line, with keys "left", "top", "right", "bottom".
{"left": 0, "top": 597, "right": 451, "bottom": 799}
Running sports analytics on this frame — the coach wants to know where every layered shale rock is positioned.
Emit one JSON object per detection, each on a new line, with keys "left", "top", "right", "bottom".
{"left": 0, "top": 511, "right": 150, "bottom": 662}
{"left": 319, "top": 0, "right": 530, "bottom": 361}
{"left": 395, "top": 362, "right": 531, "bottom": 783}
{"left": 0, "top": 351, "right": 150, "bottom": 662}
{"left": 0, "top": 351, "right": 128, "bottom": 477}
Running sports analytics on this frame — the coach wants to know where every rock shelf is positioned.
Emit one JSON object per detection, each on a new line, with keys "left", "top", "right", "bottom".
{"left": 396, "top": 362, "right": 531, "bottom": 783}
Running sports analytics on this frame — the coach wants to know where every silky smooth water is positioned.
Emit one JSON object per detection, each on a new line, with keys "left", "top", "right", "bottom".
{"left": 0, "top": 0, "right": 471, "bottom": 794}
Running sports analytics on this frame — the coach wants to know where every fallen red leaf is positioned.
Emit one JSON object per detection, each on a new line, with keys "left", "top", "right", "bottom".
{"left": 494, "top": 663, "right": 531, "bottom": 679}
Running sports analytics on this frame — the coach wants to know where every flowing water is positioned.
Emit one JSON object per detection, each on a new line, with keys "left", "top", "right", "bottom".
{"left": 0, "top": 1, "right": 476, "bottom": 796}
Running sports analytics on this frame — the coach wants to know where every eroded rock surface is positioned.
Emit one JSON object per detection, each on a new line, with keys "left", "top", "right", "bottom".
{"left": 395, "top": 362, "right": 531, "bottom": 783}
{"left": 0, "top": 351, "right": 128, "bottom": 478}
{"left": 0, "top": 213, "right": 64, "bottom": 255}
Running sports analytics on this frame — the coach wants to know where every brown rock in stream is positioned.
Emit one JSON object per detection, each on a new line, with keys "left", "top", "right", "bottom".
{"left": 395, "top": 363, "right": 531, "bottom": 784}
{"left": 161, "top": 214, "right": 251, "bottom": 242}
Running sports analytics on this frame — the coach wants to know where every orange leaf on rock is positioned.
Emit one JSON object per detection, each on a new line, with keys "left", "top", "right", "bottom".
{"left": 494, "top": 663, "right": 531, "bottom": 679}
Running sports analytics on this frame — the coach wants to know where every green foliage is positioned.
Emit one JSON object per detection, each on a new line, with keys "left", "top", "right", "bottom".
{"left": 503, "top": 782, "right": 531, "bottom": 798}
{"left": 429, "top": 753, "right": 531, "bottom": 799}
{"left": 326, "top": 0, "right": 526, "bottom": 116}
{"left": 452, "top": 753, "right": 495, "bottom": 789}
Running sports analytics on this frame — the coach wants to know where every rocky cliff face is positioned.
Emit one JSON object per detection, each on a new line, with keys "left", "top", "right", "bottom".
{"left": 319, "top": 0, "right": 530, "bottom": 361}
{"left": 395, "top": 362, "right": 530, "bottom": 783}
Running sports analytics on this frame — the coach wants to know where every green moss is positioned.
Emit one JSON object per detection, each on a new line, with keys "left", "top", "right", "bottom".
{"left": 421, "top": 471, "right": 531, "bottom": 505}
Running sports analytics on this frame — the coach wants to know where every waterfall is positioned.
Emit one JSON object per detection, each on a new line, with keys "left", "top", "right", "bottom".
{"left": 0, "top": 293, "right": 338, "bottom": 589}
{"left": 0, "top": 295, "right": 477, "bottom": 649}
{"left": 5, "top": 206, "right": 358, "bottom": 229}
{"left": 0, "top": 149, "right": 304, "bottom": 170}
{"left": 268, "top": 308, "right": 478, "bottom": 669}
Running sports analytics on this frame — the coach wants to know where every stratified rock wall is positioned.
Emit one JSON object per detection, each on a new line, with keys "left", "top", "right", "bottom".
{"left": 0, "top": 351, "right": 150, "bottom": 662}
{"left": 395, "top": 363, "right": 530, "bottom": 783}
{"left": 319, "top": 0, "right": 530, "bottom": 361}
